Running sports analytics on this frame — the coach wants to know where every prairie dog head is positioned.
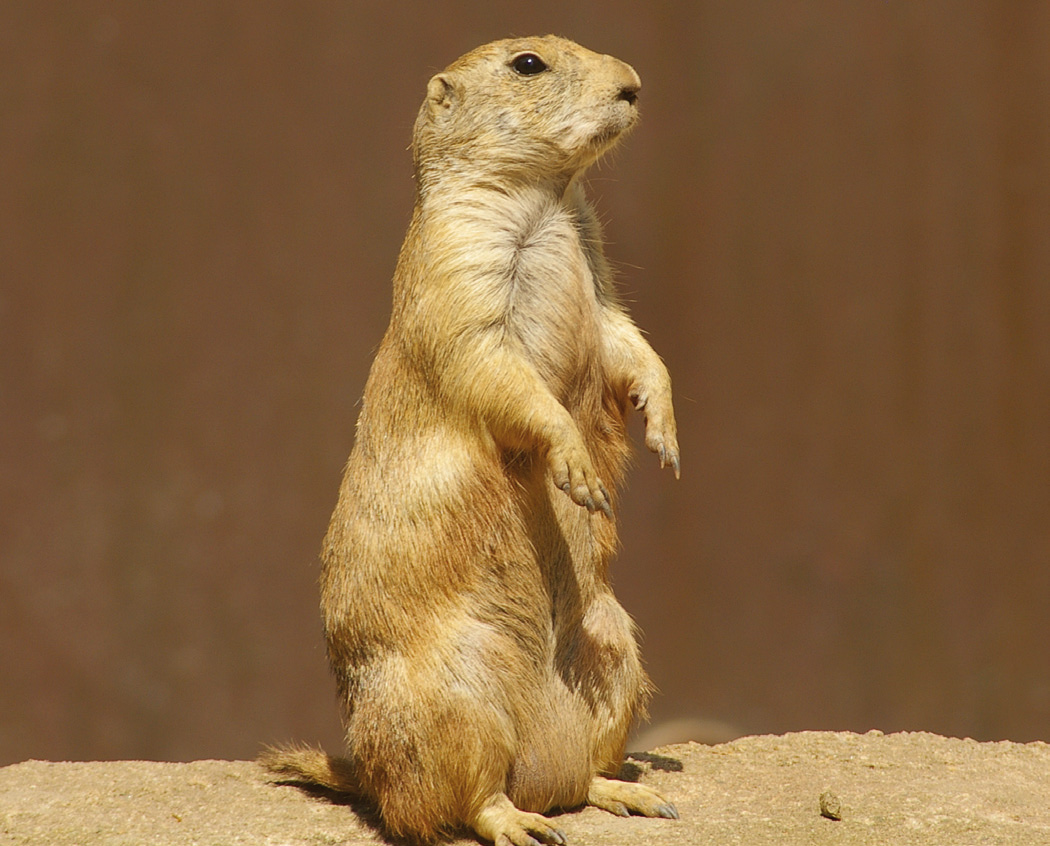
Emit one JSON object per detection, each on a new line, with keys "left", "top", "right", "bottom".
{"left": 412, "top": 36, "right": 641, "bottom": 187}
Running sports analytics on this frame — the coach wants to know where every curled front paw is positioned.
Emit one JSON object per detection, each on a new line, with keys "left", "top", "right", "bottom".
{"left": 621, "top": 388, "right": 680, "bottom": 480}
{"left": 548, "top": 440, "right": 612, "bottom": 518}
{"left": 631, "top": 386, "right": 680, "bottom": 479}
{"left": 645, "top": 422, "right": 680, "bottom": 479}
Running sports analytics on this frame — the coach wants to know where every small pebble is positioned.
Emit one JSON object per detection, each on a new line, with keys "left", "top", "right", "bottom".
{"left": 819, "top": 789, "right": 842, "bottom": 821}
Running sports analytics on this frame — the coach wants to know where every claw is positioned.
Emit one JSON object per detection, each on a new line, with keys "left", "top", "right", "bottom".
{"left": 656, "top": 803, "right": 680, "bottom": 820}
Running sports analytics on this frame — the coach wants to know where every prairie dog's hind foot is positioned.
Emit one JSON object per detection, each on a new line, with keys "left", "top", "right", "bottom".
{"left": 586, "top": 776, "right": 679, "bottom": 820}
{"left": 471, "top": 793, "right": 567, "bottom": 846}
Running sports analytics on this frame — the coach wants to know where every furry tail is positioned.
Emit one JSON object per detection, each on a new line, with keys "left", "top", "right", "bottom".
{"left": 257, "top": 743, "right": 358, "bottom": 795}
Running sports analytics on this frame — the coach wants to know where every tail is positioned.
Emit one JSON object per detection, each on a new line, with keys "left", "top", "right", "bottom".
{"left": 257, "top": 743, "right": 358, "bottom": 795}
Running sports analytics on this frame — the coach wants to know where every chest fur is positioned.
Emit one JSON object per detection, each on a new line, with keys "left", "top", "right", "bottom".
{"left": 413, "top": 188, "right": 608, "bottom": 406}
{"left": 502, "top": 199, "right": 603, "bottom": 397}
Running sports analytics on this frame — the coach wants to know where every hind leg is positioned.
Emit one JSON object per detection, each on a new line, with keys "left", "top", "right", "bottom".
{"left": 344, "top": 619, "right": 575, "bottom": 843}
{"left": 565, "top": 596, "right": 678, "bottom": 821}
{"left": 345, "top": 655, "right": 509, "bottom": 840}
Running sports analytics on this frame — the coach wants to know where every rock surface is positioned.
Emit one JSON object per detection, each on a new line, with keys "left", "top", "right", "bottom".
{"left": 3, "top": 731, "right": 1049, "bottom": 845}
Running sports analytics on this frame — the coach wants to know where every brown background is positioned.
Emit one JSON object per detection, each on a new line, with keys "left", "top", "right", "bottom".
{"left": 2, "top": 2, "right": 1048, "bottom": 765}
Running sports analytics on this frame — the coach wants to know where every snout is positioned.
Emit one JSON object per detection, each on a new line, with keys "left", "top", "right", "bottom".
{"left": 607, "top": 57, "right": 641, "bottom": 106}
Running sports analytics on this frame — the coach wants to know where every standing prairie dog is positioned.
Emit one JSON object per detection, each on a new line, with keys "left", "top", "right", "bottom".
{"left": 262, "top": 35, "right": 680, "bottom": 846}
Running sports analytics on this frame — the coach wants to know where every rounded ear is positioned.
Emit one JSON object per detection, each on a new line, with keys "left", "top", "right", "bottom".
{"left": 425, "top": 73, "right": 456, "bottom": 118}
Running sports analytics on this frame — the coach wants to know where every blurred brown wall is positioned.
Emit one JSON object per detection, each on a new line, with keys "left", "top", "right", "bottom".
{"left": 1, "top": 2, "right": 1047, "bottom": 763}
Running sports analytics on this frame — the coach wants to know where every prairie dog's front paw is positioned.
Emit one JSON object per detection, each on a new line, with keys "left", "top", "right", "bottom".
{"left": 631, "top": 387, "right": 680, "bottom": 478}
{"left": 548, "top": 438, "right": 612, "bottom": 517}
{"left": 645, "top": 417, "right": 680, "bottom": 478}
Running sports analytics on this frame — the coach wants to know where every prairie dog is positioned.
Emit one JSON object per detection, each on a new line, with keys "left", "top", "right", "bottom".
{"left": 262, "top": 35, "right": 680, "bottom": 846}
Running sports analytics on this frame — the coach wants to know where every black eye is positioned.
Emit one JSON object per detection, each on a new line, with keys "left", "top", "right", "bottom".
{"left": 511, "top": 53, "right": 548, "bottom": 76}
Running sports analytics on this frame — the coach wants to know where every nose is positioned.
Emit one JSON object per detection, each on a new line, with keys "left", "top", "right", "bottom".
{"left": 611, "top": 59, "right": 641, "bottom": 105}
{"left": 618, "top": 80, "right": 640, "bottom": 105}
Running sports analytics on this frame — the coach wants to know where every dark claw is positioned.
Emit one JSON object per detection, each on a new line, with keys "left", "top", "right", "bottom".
{"left": 670, "top": 454, "right": 681, "bottom": 479}
{"left": 655, "top": 803, "right": 679, "bottom": 820}
{"left": 548, "top": 828, "right": 568, "bottom": 846}
{"left": 560, "top": 482, "right": 571, "bottom": 493}
{"left": 597, "top": 484, "right": 613, "bottom": 518}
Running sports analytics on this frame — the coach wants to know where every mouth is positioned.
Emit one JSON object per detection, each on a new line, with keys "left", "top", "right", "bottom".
{"left": 588, "top": 121, "right": 631, "bottom": 158}
{"left": 569, "top": 101, "right": 639, "bottom": 168}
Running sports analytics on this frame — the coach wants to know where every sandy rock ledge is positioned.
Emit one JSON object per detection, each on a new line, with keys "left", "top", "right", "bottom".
{"left": 3, "top": 731, "right": 1049, "bottom": 845}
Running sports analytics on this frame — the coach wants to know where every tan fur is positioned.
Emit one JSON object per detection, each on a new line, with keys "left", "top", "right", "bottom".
{"left": 262, "top": 36, "right": 680, "bottom": 845}
{"left": 258, "top": 743, "right": 356, "bottom": 794}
